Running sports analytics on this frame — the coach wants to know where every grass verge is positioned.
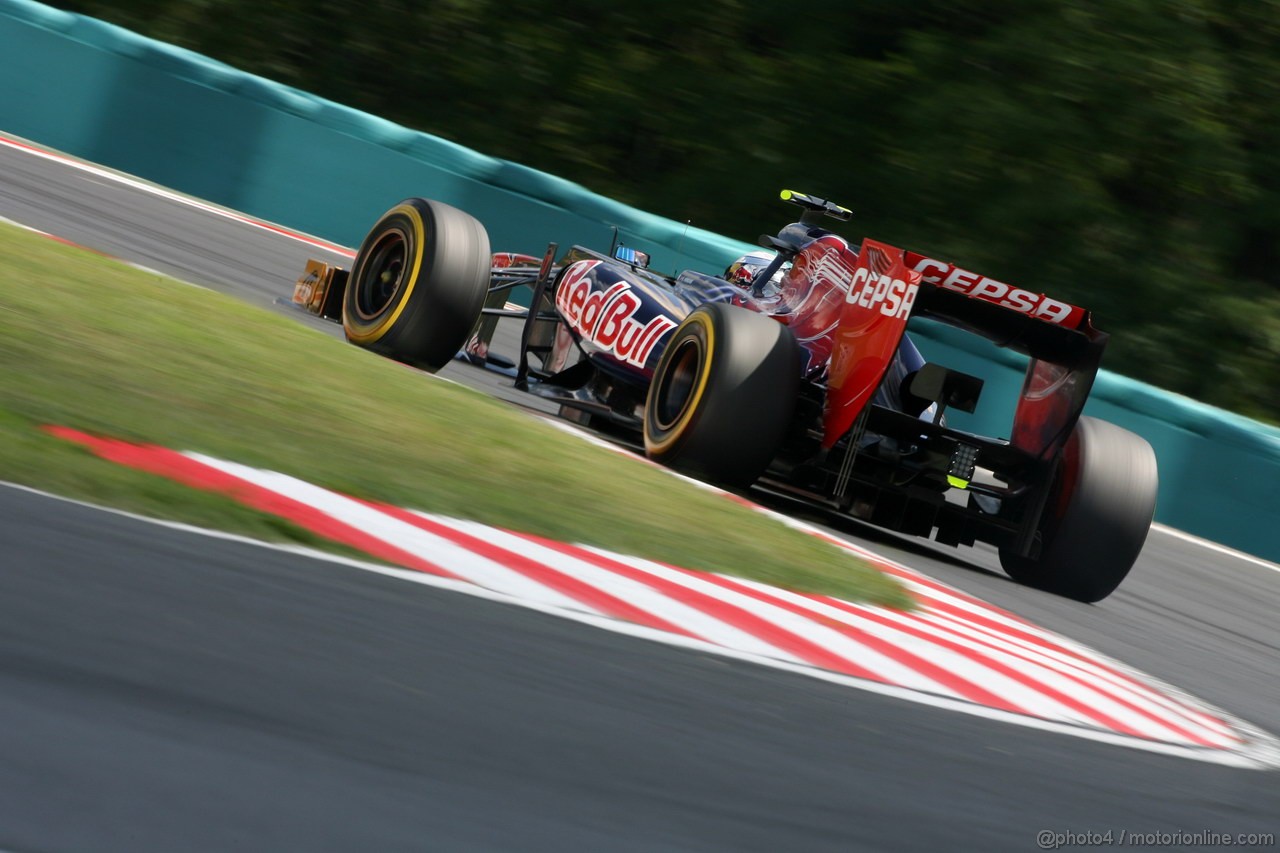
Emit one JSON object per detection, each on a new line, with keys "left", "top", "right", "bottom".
{"left": 0, "top": 222, "right": 911, "bottom": 608}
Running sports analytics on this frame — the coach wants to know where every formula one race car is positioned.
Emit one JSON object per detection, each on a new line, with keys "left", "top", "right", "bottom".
{"left": 292, "top": 190, "right": 1158, "bottom": 602}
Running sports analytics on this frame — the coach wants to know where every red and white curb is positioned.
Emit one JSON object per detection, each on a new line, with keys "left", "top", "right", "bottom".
{"left": 45, "top": 426, "right": 1280, "bottom": 767}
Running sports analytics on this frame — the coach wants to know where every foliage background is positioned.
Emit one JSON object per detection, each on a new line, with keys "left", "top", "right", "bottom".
{"left": 53, "top": 0, "right": 1280, "bottom": 422}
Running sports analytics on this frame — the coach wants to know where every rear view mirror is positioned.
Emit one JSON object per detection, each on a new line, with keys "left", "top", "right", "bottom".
{"left": 614, "top": 245, "right": 650, "bottom": 269}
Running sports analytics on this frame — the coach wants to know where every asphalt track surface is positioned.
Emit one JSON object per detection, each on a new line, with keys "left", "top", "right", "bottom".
{"left": 3, "top": 136, "right": 1279, "bottom": 849}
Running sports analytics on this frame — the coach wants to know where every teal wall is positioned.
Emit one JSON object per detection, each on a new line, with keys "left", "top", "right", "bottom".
{"left": 2, "top": 0, "right": 1277, "bottom": 562}
{"left": 0, "top": 0, "right": 753, "bottom": 274}
{"left": 908, "top": 321, "right": 1280, "bottom": 557}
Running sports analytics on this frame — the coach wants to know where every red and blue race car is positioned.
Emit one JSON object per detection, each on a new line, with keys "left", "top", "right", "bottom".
{"left": 293, "top": 189, "right": 1158, "bottom": 603}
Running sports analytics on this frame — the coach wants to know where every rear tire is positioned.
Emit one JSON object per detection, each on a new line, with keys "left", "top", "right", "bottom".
{"left": 1000, "top": 416, "right": 1157, "bottom": 603}
{"left": 644, "top": 302, "right": 800, "bottom": 488}
{"left": 343, "top": 198, "right": 491, "bottom": 371}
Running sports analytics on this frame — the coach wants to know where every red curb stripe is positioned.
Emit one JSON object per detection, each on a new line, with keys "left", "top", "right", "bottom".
{"left": 248, "top": 219, "right": 355, "bottom": 257}
{"left": 910, "top": 593, "right": 1189, "bottom": 715}
{"left": 41, "top": 426, "right": 1241, "bottom": 749}
{"left": 810, "top": 593, "right": 1180, "bottom": 743}
{"left": 919, "top": 609, "right": 1237, "bottom": 743}
{"left": 820, "top": 532, "right": 1178, "bottom": 689}
{"left": 709, "top": 502, "right": 1148, "bottom": 693}
{"left": 507, "top": 531, "right": 887, "bottom": 683}
{"left": 690, "top": 515, "right": 1210, "bottom": 739}
{"left": 852, "top": 602, "right": 1224, "bottom": 747}
{"left": 51, "top": 425, "right": 845, "bottom": 673}
{"left": 866, "top": 562, "right": 1234, "bottom": 738}
{"left": 566, "top": 446, "right": 1234, "bottom": 739}
{"left": 683, "top": 570, "right": 1029, "bottom": 716}
{"left": 39, "top": 232, "right": 113, "bottom": 256}
{"left": 44, "top": 427, "right": 462, "bottom": 582}
{"left": 356, "top": 499, "right": 701, "bottom": 640}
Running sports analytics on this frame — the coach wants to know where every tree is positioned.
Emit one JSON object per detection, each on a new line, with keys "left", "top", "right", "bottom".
{"left": 49, "top": 0, "right": 1280, "bottom": 421}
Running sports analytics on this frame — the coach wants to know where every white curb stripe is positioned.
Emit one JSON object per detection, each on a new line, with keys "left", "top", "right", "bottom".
{"left": 725, "top": 577, "right": 1089, "bottom": 723}
{"left": 919, "top": 609, "right": 1238, "bottom": 742}
{"left": 590, "top": 550, "right": 973, "bottom": 698}
{"left": 184, "top": 450, "right": 1248, "bottom": 750}
{"left": 442, "top": 516, "right": 802, "bottom": 661}
{"left": 188, "top": 455, "right": 587, "bottom": 611}
{"left": 9, "top": 471, "right": 1280, "bottom": 768}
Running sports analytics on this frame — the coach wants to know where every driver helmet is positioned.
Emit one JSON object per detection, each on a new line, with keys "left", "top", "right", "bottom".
{"left": 724, "top": 250, "right": 787, "bottom": 297}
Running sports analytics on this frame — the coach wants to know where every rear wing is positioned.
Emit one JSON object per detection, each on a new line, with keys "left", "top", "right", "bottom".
{"left": 825, "top": 240, "right": 1106, "bottom": 465}
{"left": 903, "top": 253, "right": 1088, "bottom": 329}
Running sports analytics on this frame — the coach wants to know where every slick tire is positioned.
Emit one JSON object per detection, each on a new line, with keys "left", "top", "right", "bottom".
{"left": 644, "top": 302, "right": 800, "bottom": 488}
{"left": 999, "top": 416, "right": 1158, "bottom": 603}
{"left": 343, "top": 198, "right": 491, "bottom": 371}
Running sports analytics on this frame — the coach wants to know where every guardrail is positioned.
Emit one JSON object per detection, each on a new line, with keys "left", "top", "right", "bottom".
{"left": 3, "top": 0, "right": 1277, "bottom": 563}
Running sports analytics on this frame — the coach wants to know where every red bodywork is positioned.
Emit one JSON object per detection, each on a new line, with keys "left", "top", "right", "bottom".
{"left": 769, "top": 232, "right": 1103, "bottom": 462}
{"left": 824, "top": 240, "right": 921, "bottom": 448}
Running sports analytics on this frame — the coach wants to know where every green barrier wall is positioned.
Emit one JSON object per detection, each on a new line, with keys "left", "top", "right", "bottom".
{"left": 908, "top": 322, "right": 1280, "bottom": 560}
{"left": 0, "top": 0, "right": 753, "bottom": 274}
{"left": 2, "top": 0, "right": 1277, "bottom": 562}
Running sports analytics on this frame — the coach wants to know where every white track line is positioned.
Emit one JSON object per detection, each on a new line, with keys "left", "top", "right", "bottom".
{"left": 172, "top": 450, "right": 1264, "bottom": 752}
{"left": 0, "top": 135, "right": 354, "bottom": 257}
{"left": 4, "top": 478, "right": 1278, "bottom": 770}
{"left": 1151, "top": 523, "right": 1279, "bottom": 573}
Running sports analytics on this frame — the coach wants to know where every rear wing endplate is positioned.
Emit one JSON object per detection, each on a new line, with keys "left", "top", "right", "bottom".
{"left": 825, "top": 240, "right": 1106, "bottom": 465}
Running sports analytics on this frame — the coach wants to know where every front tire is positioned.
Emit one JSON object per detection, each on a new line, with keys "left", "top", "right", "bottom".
{"left": 342, "top": 197, "right": 491, "bottom": 371}
{"left": 1000, "top": 416, "right": 1158, "bottom": 603}
{"left": 644, "top": 302, "right": 800, "bottom": 488}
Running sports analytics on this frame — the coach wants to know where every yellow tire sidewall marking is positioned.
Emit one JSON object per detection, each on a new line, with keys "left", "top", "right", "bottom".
{"left": 346, "top": 203, "right": 427, "bottom": 345}
{"left": 646, "top": 310, "right": 715, "bottom": 455}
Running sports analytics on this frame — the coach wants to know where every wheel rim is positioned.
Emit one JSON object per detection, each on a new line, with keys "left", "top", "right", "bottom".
{"left": 652, "top": 336, "right": 703, "bottom": 432}
{"left": 353, "top": 229, "right": 409, "bottom": 320}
